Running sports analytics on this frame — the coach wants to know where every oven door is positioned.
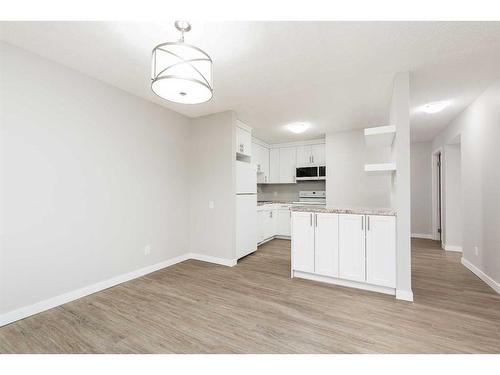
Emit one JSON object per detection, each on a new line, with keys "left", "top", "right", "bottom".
{"left": 296, "top": 166, "right": 319, "bottom": 180}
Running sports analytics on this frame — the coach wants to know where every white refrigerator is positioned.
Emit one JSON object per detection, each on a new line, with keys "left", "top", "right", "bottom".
{"left": 236, "top": 160, "right": 257, "bottom": 260}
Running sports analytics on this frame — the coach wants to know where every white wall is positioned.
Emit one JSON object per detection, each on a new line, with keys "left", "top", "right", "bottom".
{"left": 189, "top": 111, "right": 237, "bottom": 260}
{"left": 0, "top": 42, "right": 191, "bottom": 315}
{"left": 432, "top": 79, "right": 500, "bottom": 287}
{"left": 325, "top": 129, "right": 392, "bottom": 208}
{"left": 410, "top": 142, "right": 433, "bottom": 237}
{"left": 443, "top": 143, "right": 462, "bottom": 249}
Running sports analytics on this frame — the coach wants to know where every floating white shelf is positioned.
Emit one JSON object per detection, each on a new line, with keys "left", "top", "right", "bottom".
{"left": 364, "top": 125, "right": 396, "bottom": 147}
{"left": 364, "top": 162, "right": 397, "bottom": 174}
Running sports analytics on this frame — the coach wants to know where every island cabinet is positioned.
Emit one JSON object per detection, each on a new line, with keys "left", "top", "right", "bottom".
{"left": 365, "top": 214, "right": 396, "bottom": 288}
{"left": 291, "top": 212, "right": 315, "bottom": 273}
{"left": 338, "top": 214, "right": 366, "bottom": 282}
{"left": 291, "top": 211, "right": 396, "bottom": 296}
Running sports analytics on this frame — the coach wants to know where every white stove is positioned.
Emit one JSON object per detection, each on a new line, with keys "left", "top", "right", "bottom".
{"left": 293, "top": 191, "right": 326, "bottom": 205}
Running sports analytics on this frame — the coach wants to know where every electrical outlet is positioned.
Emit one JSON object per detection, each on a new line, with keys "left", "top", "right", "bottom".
{"left": 144, "top": 245, "right": 151, "bottom": 256}
{"left": 474, "top": 246, "right": 479, "bottom": 256}
{"left": 208, "top": 200, "right": 215, "bottom": 209}
{"left": 273, "top": 191, "right": 278, "bottom": 197}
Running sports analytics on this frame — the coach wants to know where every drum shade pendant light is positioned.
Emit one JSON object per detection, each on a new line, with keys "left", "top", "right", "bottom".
{"left": 151, "top": 21, "right": 213, "bottom": 104}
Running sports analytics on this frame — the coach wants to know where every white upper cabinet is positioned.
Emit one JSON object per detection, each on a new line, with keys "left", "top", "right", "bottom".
{"left": 311, "top": 144, "right": 325, "bottom": 165}
{"left": 253, "top": 142, "right": 270, "bottom": 183}
{"left": 269, "top": 149, "right": 280, "bottom": 183}
{"left": 278, "top": 147, "right": 297, "bottom": 183}
{"left": 291, "top": 212, "right": 315, "bottom": 273}
{"left": 366, "top": 215, "right": 396, "bottom": 288}
{"left": 296, "top": 145, "right": 312, "bottom": 166}
{"left": 314, "top": 213, "right": 339, "bottom": 278}
{"left": 251, "top": 139, "right": 324, "bottom": 183}
{"left": 236, "top": 123, "right": 252, "bottom": 157}
{"left": 338, "top": 214, "right": 366, "bottom": 282}
{"left": 296, "top": 144, "right": 325, "bottom": 166}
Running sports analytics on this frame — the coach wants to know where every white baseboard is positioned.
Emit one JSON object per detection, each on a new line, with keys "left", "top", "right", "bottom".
{"left": 258, "top": 235, "right": 291, "bottom": 246}
{"left": 461, "top": 257, "right": 500, "bottom": 295}
{"left": 292, "top": 270, "right": 395, "bottom": 296}
{"left": 443, "top": 243, "right": 463, "bottom": 252}
{"left": 0, "top": 252, "right": 238, "bottom": 327}
{"left": 189, "top": 253, "right": 237, "bottom": 267}
{"left": 411, "top": 233, "right": 434, "bottom": 240}
{"left": 396, "top": 289, "right": 414, "bottom": 302}
{"left": 0, "top": 253, "right": 190, "bottom": 327}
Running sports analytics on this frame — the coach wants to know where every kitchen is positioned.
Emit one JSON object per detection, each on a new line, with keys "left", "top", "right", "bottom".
{"left": 235, "top": 115, "right": 404, "bottom": 299}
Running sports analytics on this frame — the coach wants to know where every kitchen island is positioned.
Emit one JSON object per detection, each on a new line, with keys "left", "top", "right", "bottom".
{"left": 291, "top": 205, "right": 397, "bottom": 296}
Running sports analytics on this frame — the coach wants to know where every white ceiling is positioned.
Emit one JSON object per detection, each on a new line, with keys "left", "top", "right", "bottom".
{"left": 1, "top": 21, "right": 500, "bottom": 143}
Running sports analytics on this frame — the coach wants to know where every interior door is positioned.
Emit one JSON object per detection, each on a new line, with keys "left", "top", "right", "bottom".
{"left": 291, "top": 212, "right": 315, "bottom": 273}
{"left": 365, "top": 215, "right": 396, "bottom": 288}
{"left": 315, "top": 213, "right": 339, "bottom": 277}
{"left": 338, "top": 214, "right": 366, "bottom": 282}
{"left": 437, "top": 152, "right": 442, "bottom": 243}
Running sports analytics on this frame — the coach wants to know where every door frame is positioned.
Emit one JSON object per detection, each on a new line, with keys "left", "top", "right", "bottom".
{"left": 431, "top": 147, "right": 444, "bottom": 242}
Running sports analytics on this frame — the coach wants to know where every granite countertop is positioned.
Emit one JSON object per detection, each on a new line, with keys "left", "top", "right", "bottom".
{"left": 290, "top": 205, "right": 396, "bottom": 216}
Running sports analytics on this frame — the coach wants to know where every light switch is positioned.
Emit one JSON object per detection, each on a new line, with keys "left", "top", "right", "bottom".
{"left": 208, "top": 201, "right": 215, "bottom": 209}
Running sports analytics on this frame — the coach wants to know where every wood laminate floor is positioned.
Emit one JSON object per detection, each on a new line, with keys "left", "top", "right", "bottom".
{"left": 1, "top": 238, "right": 499, "bottom": 353}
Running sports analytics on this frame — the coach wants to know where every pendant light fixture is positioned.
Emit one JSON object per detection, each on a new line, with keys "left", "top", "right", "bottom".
{"left": 151, "top": 21, "right": 213, "bottom": 104}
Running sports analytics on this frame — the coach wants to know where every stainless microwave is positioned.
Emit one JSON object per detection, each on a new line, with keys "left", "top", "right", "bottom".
{"left": 296, "top": 166, "right": 326, "bottom": 181}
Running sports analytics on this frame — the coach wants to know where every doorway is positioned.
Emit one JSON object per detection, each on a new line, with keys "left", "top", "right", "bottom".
{"left": 436, "top": 151, "right": 442, "bottom": 244}
{"left": 432, "top": 137, "right": 463, "bottom": 251}
{"left": 432, "top": 148, "right": 443, "bottom": 243}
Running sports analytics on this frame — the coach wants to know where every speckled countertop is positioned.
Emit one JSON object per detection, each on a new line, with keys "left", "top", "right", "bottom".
{"left": 290, "top": 205, "right": 396, "bottom": 216}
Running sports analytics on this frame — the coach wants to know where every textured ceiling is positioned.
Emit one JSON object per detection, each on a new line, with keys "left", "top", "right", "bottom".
{"left": 1, "top": 21, "right": 500, "bottom": 142}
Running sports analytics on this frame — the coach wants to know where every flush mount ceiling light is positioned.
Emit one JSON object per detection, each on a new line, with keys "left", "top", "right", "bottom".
{"left": 418, "top": 100, "right": 450, "bottom": 114}
{"left": 286, "top": 122, "right": 310, "bottom": 134}
{"left": 151, "top": 21, "right": 213, "bottom": 104}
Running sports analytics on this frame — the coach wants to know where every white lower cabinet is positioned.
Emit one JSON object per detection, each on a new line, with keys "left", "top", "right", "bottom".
{"left": 291, "top": 212, "right": 315, "bottom": 273}
{"left": 292, "top": 211, "right": 396, "bottom": 295}
{"left": 366, "top": 215, "right": 396, "bottom": 288}
{"left": 257, "top": 210, "right": 266, "bottom": 243}
{"left": 277, "top": 208, "right": 291, "bottom": 236}
{"left": 338, "top": 214, "right": 366, "bottom": 283}
{"left": 314, "top": 213, "right": 339, "bottom": 277}
{"left": 258, "top": 207, "right": 278, "bottom": 243}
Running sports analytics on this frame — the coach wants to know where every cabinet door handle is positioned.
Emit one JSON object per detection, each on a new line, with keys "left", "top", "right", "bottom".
{"left": 310, "top": 213, "right": 312, "bottom": 227}
{"left": 361, "top": 216, "right": 364, "bottom": 231}
{"left": 270, "top": 211, "right": 273, "bottom": 218}
{"left": 367, "top": 216, "right": 370, "bottom": 231}
{"left": 315, "top": 214, "right": 317, "bottom": 227}
{"left": 312, "top": 155, "right": 314, "bottom": 164}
